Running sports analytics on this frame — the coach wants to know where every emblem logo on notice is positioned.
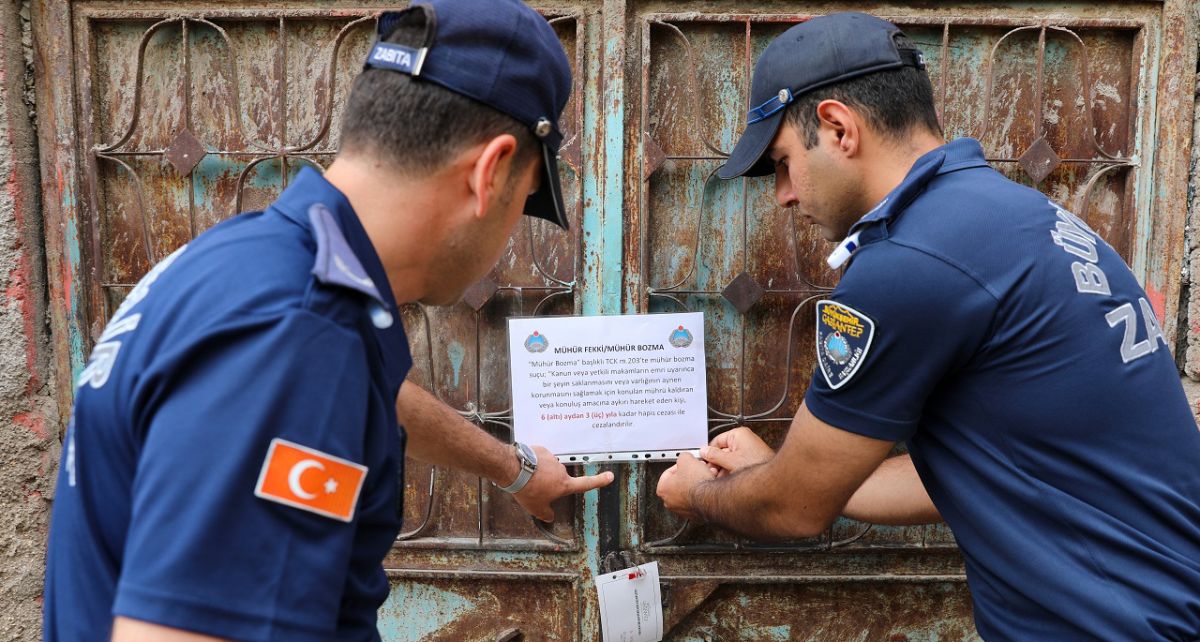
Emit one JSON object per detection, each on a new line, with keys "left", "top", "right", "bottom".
{"left": 668, "top": 325, "right": 693, "bottom": 348}
{"left": 815, "top": 300, "right": 875, "bottom": 390}
{"left": 525, "top": 331, "right": 549, "bottom": 353}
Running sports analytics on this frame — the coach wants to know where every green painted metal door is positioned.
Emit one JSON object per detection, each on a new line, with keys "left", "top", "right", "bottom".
{"left": 33, "top": 0, "right": 1195, "bottom": 640}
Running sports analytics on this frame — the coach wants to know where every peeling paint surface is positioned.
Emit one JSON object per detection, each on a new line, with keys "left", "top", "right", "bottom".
{"left": 2, "top": 1, "right": 57, "bottom": 639}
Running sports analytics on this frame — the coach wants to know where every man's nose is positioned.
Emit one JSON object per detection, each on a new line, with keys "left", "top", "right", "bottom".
{"left": 775, "top": 170, "right": 797, "bottom": 208}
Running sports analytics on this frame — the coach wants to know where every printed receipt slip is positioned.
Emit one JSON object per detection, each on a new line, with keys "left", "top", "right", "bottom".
{"left": 596, "top": 562, "right": 663, "bottom": 642}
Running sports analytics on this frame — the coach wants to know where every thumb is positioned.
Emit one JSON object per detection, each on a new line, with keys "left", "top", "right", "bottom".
{"left": 569, "top": 470, "right": 615, "bottom": 494}
{"left": 699, "top": 446, "right": 734, "bottom": 469}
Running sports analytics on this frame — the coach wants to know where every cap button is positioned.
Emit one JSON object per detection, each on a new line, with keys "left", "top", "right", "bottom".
{"left": 534, "top": 118, "right": 553, "bottom": 138}
{"left": 778, "top": 89, "right": 791, "bottom": 103}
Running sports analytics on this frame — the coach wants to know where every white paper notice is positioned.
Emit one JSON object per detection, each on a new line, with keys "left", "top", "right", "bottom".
{"left": 508, "top": 313, "right": 707, "bottom": 462}
{"left": 596, "top": 562, "right": 663, "bottom": 642}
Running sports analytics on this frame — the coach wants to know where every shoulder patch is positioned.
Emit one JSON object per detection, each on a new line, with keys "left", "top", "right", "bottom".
{"left": 308, "top": 203, "right": 386, "bottom": 305}
{"left": 815, "top": 300, "right": 875, "bottom": 390}
{"left": 254, "top": 438, "right": 368, "bottom": 522}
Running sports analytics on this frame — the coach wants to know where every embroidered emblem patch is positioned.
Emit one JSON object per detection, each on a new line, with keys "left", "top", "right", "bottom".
{"left": 254, "top": 438, "right": 368, "bottom": 522}
{"left": 815, "top": 300, "right": 875, "bottom": 390}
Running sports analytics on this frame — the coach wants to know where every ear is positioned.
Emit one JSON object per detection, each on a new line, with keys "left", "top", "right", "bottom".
{"left": 815, "top": 99, "right": 861, "bottom": 158}
{"left": 467, "top": 134, "right": 519, "bottom": 220}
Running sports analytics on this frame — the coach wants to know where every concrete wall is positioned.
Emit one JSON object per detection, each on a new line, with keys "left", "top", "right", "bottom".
{"left": 1185, "top": 62, "right": 1200, "bottom": 389}
{"left": 0, "top": 0, "right": 57, "bottom": 639}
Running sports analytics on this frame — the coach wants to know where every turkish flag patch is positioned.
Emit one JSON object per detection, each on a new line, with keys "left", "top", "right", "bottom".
{"left": 254, "top": 438, "right": 367, "bottom": 522}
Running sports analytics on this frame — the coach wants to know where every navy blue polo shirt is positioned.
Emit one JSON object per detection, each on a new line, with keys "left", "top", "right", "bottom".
{"left": 44, "top": 168, "right": 411, "bottom": 641}
{"left": 806, "top": 139, "right": 1200, "bottom": 641}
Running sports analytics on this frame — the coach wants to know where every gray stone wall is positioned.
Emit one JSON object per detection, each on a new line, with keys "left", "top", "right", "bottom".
{"left": 1182, "top": 54, "right": 1200, "bottom": 409}
{"left": 1186, "top": 62, "right": 1200, "bottom": 384}
{"left": 0, "top": 1, "right": 57, "bottom": 639}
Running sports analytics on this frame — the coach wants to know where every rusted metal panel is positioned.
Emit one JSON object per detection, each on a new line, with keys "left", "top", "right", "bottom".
{"left": 636, "top": 4, "right": 1159, "bottom": 533}
{"left": 395, "top": 11, "right": 589, "bottom": 552}
{"left": 48, "top": 3, "right": 602, "bottom": 639}
{"left": 380, "top": 571, "right": 581, "bottom": 641}
{"left": 662, "top": 577, "right": 978, "bottom": 641}
{"left": 628, "top": 3, "right": 1184, "bottom": 639}
{"left": 70, "top": 2, "right": 591, "bottom": 550}
{"left": 32, "top": 0, "right": 88, "bottom": 419}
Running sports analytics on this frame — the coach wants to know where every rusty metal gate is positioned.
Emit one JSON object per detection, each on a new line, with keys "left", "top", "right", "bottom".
{"left": 32, "top": 1, "right": 1195, "bottom": 640}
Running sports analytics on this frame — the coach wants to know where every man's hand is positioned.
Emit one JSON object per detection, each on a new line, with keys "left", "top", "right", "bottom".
{"left": 652, "top": 404, "right": 896, "bottom": 540}
{"left": 655, "top": 452, "right": 717, "bottom": 521}
{"left": 399, "top": 383, "right": 613, "bottom": 522}
{"left": 112, "top": 617, "right": 228, "bottom": 641}
{"left": 513, "top": 445, "right": 613, "bottom": 522}
{"left": 701, "top": 426, "right": 775, "bottom": 477}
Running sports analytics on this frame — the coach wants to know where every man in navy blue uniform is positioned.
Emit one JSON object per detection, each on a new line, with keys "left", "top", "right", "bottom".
{"left": 656, "top": 13, "right": 1200, "bottom": 641}
{"left": 44, "top": 1, "right": 613, "bottom": 640}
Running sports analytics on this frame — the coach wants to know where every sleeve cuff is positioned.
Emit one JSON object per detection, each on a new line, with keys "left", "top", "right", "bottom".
{"left": 804, "top": 388, "right": 917, "bottom": 442}
{"left": 114, "top": 582, "right": 330, "bottom": 642}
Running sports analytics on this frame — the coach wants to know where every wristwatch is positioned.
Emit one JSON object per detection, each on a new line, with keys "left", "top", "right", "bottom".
{"left": 497, "top": 442, "right": 538, "bottom": 494}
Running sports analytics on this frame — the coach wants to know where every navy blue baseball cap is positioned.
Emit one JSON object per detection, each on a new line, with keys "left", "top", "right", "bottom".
{"left": 717, "top": 13, "right": 925, "bottom": 180}
{"left": 364, "top": 0, "right": 572, "bottom": 229}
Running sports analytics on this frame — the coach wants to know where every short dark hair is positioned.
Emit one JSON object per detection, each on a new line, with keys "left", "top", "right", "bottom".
{"left": 340, "top": 11, "right": 540, "bottom": 177}
{"left": 784, "top": 40, "right": 942, "bottom": 149}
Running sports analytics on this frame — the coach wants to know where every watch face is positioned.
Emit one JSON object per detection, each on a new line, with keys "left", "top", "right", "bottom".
{"left": 516, "top": 442, "right": 538, "bottom": 466}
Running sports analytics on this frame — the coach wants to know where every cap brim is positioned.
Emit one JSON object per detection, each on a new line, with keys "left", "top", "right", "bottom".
{"left": 524, "top": 143, "right": 570, "bottom": 230}
{"left": 716, "top": 109, "right": 784, "bottom": 180}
